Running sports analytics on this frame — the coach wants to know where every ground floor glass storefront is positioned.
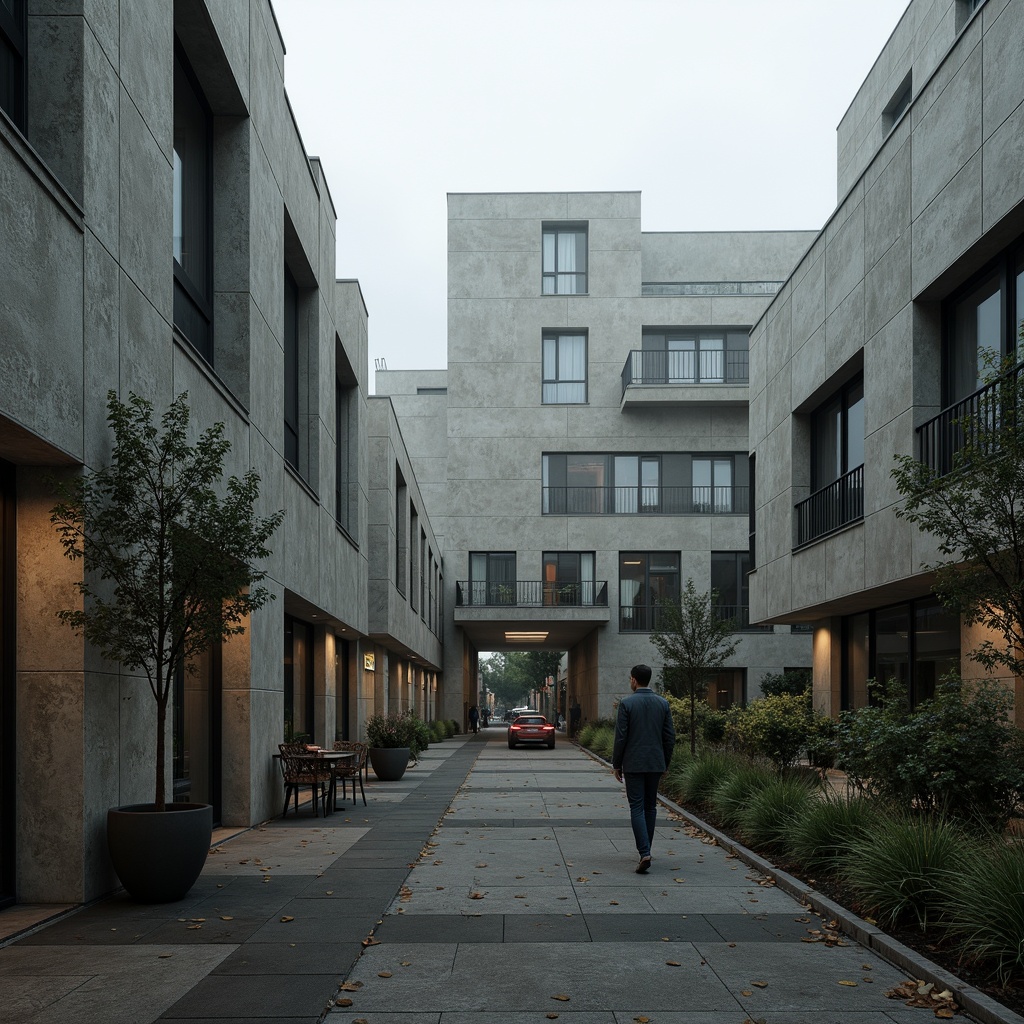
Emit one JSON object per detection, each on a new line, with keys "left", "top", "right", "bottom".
{"left": 0, "top": 460, "right": 13, "bottom": 907}
{"left": 842, "top": 595, "right": 960, "bottom": 710}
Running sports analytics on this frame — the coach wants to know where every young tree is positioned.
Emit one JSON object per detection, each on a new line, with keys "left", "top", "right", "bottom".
{"left": 892, "top": 353, "right": 1024, "bottom": 680}
{"left": 650, "top": 578, "right": 739, "bottom": 754}
{"left": 51, "top": 392, "right": 284, "bottom": 811}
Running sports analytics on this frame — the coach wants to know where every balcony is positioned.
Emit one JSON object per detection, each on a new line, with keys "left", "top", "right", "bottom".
{"left": 917, "top": 362, "right": 1023, "bottom": 477}
{"left": 795, "top": 464, "right": 864, "bottom": 548}
{"left": 543, "top": 485, "right": 749, "bottom": 516}
{"left": 620, "top": 603, "right": 772, "bottom": 633}
{"left": 715, "top": 604, "right": 774, "bottom": 634}
{"left": 620, "top": 349, "right": 749, "bottom": 408}
{"left": 456, "top": 580, "right": 609, "bottom": 608}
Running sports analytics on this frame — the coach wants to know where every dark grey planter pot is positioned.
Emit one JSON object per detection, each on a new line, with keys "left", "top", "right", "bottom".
{"left": 368, "top": 747, "right": 410, "bottom": 781}
{"left": 107, "top": 802, "right": 212, "bottom": 903}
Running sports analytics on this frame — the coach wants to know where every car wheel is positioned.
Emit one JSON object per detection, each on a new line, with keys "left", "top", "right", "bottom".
{"left": 508, "top": 739, "right": 516, "bottom": 749}
{"left": 547, "top": 739, "right": 555, "bottom": 749}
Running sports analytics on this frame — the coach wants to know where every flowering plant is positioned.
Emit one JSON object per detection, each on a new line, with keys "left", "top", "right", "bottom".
{"left": 365, "top": 710, "right": 418, "bottom": 749}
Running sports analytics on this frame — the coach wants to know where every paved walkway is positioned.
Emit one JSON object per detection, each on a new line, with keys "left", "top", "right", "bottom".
{"left": 0, "top": 727, "right": 1007, "bottom": 1023}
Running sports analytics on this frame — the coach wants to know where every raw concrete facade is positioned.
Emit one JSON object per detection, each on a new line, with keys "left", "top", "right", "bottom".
{"left": 0, "top": 0, "right": 442, "bottom": 907}
{"left": 749, "top": 0, "right": 1024, "bottom": 717}
{"left": 383, "top": 192, "right": 816, "bottom": 726}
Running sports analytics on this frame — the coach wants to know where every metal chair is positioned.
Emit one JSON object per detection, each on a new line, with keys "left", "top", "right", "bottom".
{"left": 278, "top": 743, "right": 331, "bottom": 817}
{"left": 332, "top": 740, "right": 368, "bottom": 806}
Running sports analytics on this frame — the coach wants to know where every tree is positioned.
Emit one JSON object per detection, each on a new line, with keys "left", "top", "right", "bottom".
{"left": 892, "top": 353, "right": 1024, "bottom": 680}
{"left": 480, "top": 650, "right": 564, "bottom": 712}
{"left": 51, "top": 392, "right": 284, "bottom": 811}
{"left": 649, "top": 578, "right": 739, "bottom": 754}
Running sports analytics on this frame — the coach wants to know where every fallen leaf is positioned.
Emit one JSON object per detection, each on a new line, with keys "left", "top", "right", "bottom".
{"left": 378, "top": 971, "right": 392, "bottom": 978}
{"left": 665, "top": 960, "right": 681, "bottom": 967}
{"left": 838, "top": 980, "right": 858, "bottom": 987}
{"left": 751, "top": 981, "right": 768, "bottom": 989}
{"left": 551, "top": 994, "right": 570, "bottom": 1002}
{"left": 361, "top": 937, "right": 380, "bottom": 947}
{"left": 220, "top": 916, "right": 233, "bottom": 921}
{"left": 158, "top": 953, "right": 173, "bottom": 959}
{"left": 190, "top": 918, "right": 206, "bottom": 923}
{"left": 338, "top": 981, "right": 363, "bottom": 992}
{"left": 400, "top": 961, "right": 412, "bottom": 966}
{"left": 186, "top": 924, "right": 201, "bottom": 930}
{"left": 335, "top": 998, "right": 353, "bottom": 1007}
{"left": 469, "top": 892, "right": 485, "bottom": 900}
{"left": 609, "top": 900, "right": 619, "bottom": 905}
{"left": 741, "top": 990, "right": 753, "bottom": 997}
{"left": 546, "top": 1015, "right": 559, "bottom": 1020}
{"left": 936, "top": 1010, "right": 955, "bottom": 1020}
{"left": 280, "top": 916, "right": 294, "bottom": 923}
{"left": 674, "top": 878, "right": 685, "bottom": 883}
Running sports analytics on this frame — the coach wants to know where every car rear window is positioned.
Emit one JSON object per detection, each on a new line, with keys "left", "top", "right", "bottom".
{"left": 517, "top": 716, "right": 546, "bottom": 726}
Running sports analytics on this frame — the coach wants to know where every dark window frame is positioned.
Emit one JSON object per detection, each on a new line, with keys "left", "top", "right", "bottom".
{"left": 811, "top": 375, "right": 865, "bottom": 492}
{"left": 618, "top": 551, "right": 680, "bottom": 632}
{"left": 283, "top": 265, "right": 300, "bottom": 471}
{"left": 542, "top": 331, "right": 588, "bottom": 404}
{"left": 542, "top": 223, "right": 588, "bottom": 295}
{"left": 172, "top": 41, "right": 214, "bottom": 364}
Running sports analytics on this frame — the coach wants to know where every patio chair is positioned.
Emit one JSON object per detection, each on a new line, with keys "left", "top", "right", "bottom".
{"left": 278, "top": 743, "right": 332, "bottom": 818}
{"left": 332, "top": 740, "right": 368, "bottom": 806}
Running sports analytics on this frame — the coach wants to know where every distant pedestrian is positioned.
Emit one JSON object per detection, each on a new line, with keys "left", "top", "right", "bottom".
{"left": 569, "top": 699, "right": 581, "bottom": 737}
{"left": 612, "top": 665, "right": 675, "bottom": 874}
{"left": 469, "top": 705, "right": 479, "bottom": 734}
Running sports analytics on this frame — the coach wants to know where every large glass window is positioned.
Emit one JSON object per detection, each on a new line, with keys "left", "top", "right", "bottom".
{"left": 0, "top": 459, "right": 14, "bottom": 906}
{"left": 542, "top": 333, "right": 587, "bottom": 404}
{"left": 284, "top": 267, "right": 300, "bottom": 471}
{"left": 619, "top": 552, "right": 679, "bottom": 631}
{"left": 172, "top": 46, "right": 213, "bottom": 363}
{"left": 172, "top": 643, "right": 221, "bottom": 818}
{"left": 542, "top": 224, "right": 587, "bottom": 295}
{"left": 711, "top": 551, "right": 752, "bottom": 629}
{"left": 469, "top": 552, "right": 516, "bottom": 606}
{"left": 284, "top": 616, "right": 314, "bottom": 743}
{"left": 0, "top": 0, "right": 26, "bottom": 133}
{"left": 638, "top": 329, "right": 749, "bottom": 384}
{"left": 812, "top": 376, "right": 864, "bottom": 490}
{"left": 335, "top": 357, "right": 357, "bottom": 535}
{"left": 543, "top": 551, "right": 595, "bottom": 606}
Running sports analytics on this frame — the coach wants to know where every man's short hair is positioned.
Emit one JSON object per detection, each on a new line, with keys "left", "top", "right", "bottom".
{"left": 631, "top": 664, "right": 652, "bottom": 687}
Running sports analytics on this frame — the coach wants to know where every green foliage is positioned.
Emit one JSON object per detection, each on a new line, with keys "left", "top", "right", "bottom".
{"left": 836, "top": 675, "right": 1024, "bottom": 830}
{"left": 588, "top": 724, "right": 615, "bottom": 760}
{"left": 428, "top": 720, "right": 447, "bottom": 743}
{"left": 758, "top": 669, "right": 811, "bottom": 697}
{"left": 710, "top": 759, "right": 776, "bottom": 829}
{"left": 650, "top": 578, "right": 740, "bottom": 755}
{"left": 480, "top": 650, "right": 563, "bottom": 710}
{"left": 50, "top": 391, "right": 283, "bottom": 811}
{"left": 366, "top": 710, "right": 425, "bottom": 754}
{"left": 782, "top": 791, "right": 879, "bottom": 876}
{"left": 665, "top": 695, "right": 727, "bottom": 749}
{"left": 843, "top": 814, "right": 975, "bottom": 931}
{"left": 946, "top": 841, "right": 1024, "bottom": 985}
{"left": 673, "top": 750, "right": 740, "bottom": 807}
{"left": 804, "top": 714, "right": 839, "bottom": 770}
{"left": 725, "top": 692, "right": 814, "bottom": 770}
{"left": 737, "top": 775, "right": 818, "bottom": 852}
{"left": 892, "top": 351, "right": 1024, "bottom": 678}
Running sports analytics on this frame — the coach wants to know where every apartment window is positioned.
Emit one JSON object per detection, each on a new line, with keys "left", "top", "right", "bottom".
{"left": 410, "top": 507, "right": 419, "bottom": 612}
{"left": 0, "top": 0, "right": 26, "bottom": 133}
{"left": 542, "top": 224, "right": 587, "bottom": 294}
{"left": 882, "top": 72, "right": 912, "bottom": 136}
{"left": 957, "top": 0, "right": 986, "bottom": 30}
{"left": 748, "top": 453, "right": 757, "bottom": 570}
{"left": 335, "top": 356, "right": 357, "bottom": 534}
{"left": 619, "top": 552, "right": 679, "bottom": 631}
{"left": 282, "top": 267, "right": 301, "bottom": 471}
{"left": 543, "top": 552, "right": 596, "bottom": 606}
{"left": 284, "top": 615, "right": 314, "bottom": 742}
{"left": 639, "top": 329, "right": 749, "bottom": 384}
{"left": 396, "top": 472, "right": 408, "bottom": 594}
{"left": 712, "top": 551, "right": 763, "bottom": 631}
{"left": 172, "top": 45, "right": 213, "bottom": 363}
{"left": 542, "top": 332, "right": 587, "bottom": 404}
{"left": 797, "top": 376, "right": 864, "bottom": 545}
{"left": 708, "top": 669, "right": 746, "bottom": 710}
{"left": 469, "top": 552, "right": 516, "bottom": 606}
{"left": 419, "top": 528, "right": 427, "bottom": 620}
{"left": 543, "top": 452, "right": 748, "bottom": 515}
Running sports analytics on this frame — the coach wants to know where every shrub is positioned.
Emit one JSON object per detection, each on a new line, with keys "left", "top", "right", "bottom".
{"left": 710, "top": 759, "right": 776, "bottom": 829}
{"left": 805, "top": 714, "right": 839, "bottom": 770}
{"left": 665, "top": 695, "right": 727, "bottom": 749}
{"left": 837, "top": 675, "right": 1024, "bottom": 830}
{"left": 758, "top": 669, "right": 811, "bottom": 697}
{"left": 726, "top": 693, "right": 814, "bottom": 769}
{"left": 578, "top": 722, "right": 598, "bottom": 750}
{"left": 674, "top": 750, "right": 739, "bottom": 808}
{"left": 738, "top": 775, "right": 818, "bottom": 852}
{"left": 589, "top": 724, "right": 615, "bottom": 760}
{"left": 366, "top": 710, "right": 428, "bottom": 757}
{"left": 843, "top": 814, "right": 974, "bottom": 931}
{"left": 428, "top": 720, "right": 447, "bottom": 743}
{"left": 449, "top": 719, "right": 460, "bottom": 736}
{"left": 946, "top": 841, "right": 1024, "bottom": 985}
{"left": 783, "top": 791, "right": 878, "bottom": 876}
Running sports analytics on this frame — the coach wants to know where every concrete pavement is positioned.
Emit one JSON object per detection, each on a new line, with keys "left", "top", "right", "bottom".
{"left": 0, "top": 726, "right": 1016, "bottom": 1023}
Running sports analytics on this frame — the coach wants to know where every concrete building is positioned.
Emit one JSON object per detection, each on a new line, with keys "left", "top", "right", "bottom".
{"left": 0, "top": 0, "right": 442, "bottom": 908}
{"left": 748, "top": 0, "right": 1024, "bottom": 718}
{"left": 380, "top": 192, "right": 816, "bottom": 726}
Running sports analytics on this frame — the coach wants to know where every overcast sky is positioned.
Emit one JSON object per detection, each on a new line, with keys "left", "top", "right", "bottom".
{"left": 272, "top": 0, "right": 910, "bottom": 384}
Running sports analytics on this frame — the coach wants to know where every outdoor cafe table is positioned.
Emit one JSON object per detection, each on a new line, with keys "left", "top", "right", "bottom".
{"left": 273, "top": 748, "right": 355, "bottom": 815}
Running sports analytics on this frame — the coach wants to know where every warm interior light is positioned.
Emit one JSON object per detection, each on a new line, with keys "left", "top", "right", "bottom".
{"left": 505, "top": 631, "right": 549, "bottom": 642}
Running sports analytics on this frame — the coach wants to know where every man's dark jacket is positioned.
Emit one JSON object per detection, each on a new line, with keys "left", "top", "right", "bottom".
{"left": 612, "top": 687, "right": 676, "bottom": 773}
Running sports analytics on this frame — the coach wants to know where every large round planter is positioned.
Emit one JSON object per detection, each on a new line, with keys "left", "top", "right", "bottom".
{"left": 107, "top": 802, "right": 212, "bottom": 903}
{"left": 369, "top": 746, "right": 410, "bottom": 781}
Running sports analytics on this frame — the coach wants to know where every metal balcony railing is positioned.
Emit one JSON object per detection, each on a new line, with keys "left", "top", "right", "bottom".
{"left": 455, "top": 580, "right": 609, "bottom": 608}
{"left": 917, "top": 361, "right": 1023, "bottom": 477}
{"left": 620, "top": 603, "right": 770, "bottom": 633}
{"left": 543, "top": 485, "right": 748, "bottom": 516}
{"left": 621, "top": 348, "right": 749, "bottom": 396}
{"left": 713, "top": 604, "right": 774, "bottom": 633}
{"left": 795, "top": 464, "right": 864, "bottom": 547}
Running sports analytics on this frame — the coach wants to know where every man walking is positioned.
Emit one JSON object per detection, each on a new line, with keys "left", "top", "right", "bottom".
{"left": 612, "top": 664, "right": 675, "bottom": 873}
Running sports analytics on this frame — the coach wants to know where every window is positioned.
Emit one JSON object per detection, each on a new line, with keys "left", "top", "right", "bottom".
{"left": 284, "top": 616, "right": 314, "bottom": 742}
{"left": 543, "top": 452, "right": 748, "bottom": 515}
{"left": 543, "top": 552, "right": 595, "bottom": 606}
{"left": 882, "top": 72, "right": 912, "bottom": 136}
{"left": 469, "top": 552, "right": 516, "bottom": 606}
{"left": 748, "top": 453, "right": 757, "bottom": 570}
{"left": 335, "top": 350, "right": 357, "bottom": 534}
{"left": 711, "top": 551, "right": 755, "bottom": 631}
{"left": 619, "top": 552, "right": 679, "bottom": 631}
{"left": 410, "top": 507, "right": 419, "bottom": 612}
{"left": 0, "top": 0, "right": 26, "bottom": 133}
{"left": 542, "top": 333, "right": 587, "bottom": 403}
{"left": 416, "top": 387, "right": 447, "bottom": 396}
{"left": 542, "top": 224, "right": 587, "bottom": 295}
{"left": 284, "top": 267, "right": 300, "bottom": 470}
{"left": 797, "top": 377, "right": 864, "bottom": 545}
{"left": 173, "top": 45, "right": 213, "bottom": 363}
{"left": 957, "top": 0, "right": 986, "bottom": 30}
{"left": 632, "top": 329, "right": 749, "bottom": 385}
{"left": 396, "top": 471, "right": 408, "bottom": 593}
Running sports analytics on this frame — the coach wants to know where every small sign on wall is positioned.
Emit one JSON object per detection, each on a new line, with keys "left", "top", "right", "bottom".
{"left": 363, "top": 653, "right": 375, "bottom": 672}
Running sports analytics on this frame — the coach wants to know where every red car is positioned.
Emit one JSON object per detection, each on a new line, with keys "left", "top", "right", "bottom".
{"left": 507, "top": 714, "right": 556, "bottom": 750}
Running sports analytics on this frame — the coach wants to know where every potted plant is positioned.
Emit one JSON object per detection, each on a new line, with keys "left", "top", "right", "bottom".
{"left": 365, "top": 710, "right": 417, "bottom": 780}
{"left": 51, "top": 392, "right": 283, "bottom": 902}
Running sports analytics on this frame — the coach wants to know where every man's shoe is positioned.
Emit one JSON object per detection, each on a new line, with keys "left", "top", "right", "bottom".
{"left": 636, "top": 855, "right": 651, "bottom": 874}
